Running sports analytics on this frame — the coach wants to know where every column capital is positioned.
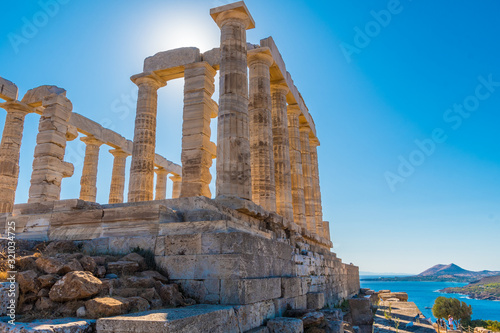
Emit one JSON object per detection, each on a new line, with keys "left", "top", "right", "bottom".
{"left": 109, "top": 148, "right": 130, "bottom": 158}
{"left": 310, "top": 137, "right": 320, "bottom": 147}
{"left": 81, "top": 135, "right": 104, "bottom": 146}
{"left": 271, "top": 81, "right": 290, "bottom": 95}
{"left": 155, "top": 167, "right": 170, "bottom": 176}
{"left": 131, "top": 72, "right": 167, "bottom": 89}
{"left": 299, "top": 124, "right": 312, "bottom": 134}
{"left": 287, "top": 104, "right": 302, "bottom": 116}
{"left": 248, "top": 47, "right": 273, "bottom": 67}
{"left": 210, "top": 1, "right": 255, "bottom": 29}
{"left": 170, "top": 174, "right": 182, "bottom": 182}
{"left": 0, "top": 101, "right": 33, "bottom": 115}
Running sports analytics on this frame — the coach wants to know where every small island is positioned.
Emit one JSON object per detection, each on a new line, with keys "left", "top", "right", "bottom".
{"left": 440, "top": 275, "right": 500, "bottom": 301}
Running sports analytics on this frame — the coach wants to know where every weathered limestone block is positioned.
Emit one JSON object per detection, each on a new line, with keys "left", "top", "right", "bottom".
{"left": 128, "top": 72, "right": 166, "bottom": 202}
{"left": 0, "top": 101, "right": 32, "bottom": 213}
{"left": 348, "top": 298, "right": 373, "bottom": 325}
{"left": 0, "top": 77, "right": 19, "bottom": 101}
{"left": 248, "top": 47, "right": 276, "bottom": 211}
{"left": 282, "top": 277, "right": 304, "bottom": 299}
{"left": 155, "top": 167, "right": 169, "bottom": 200}
{"left": 144, "top": 47, "right": 202, "bottom": 73}
{"left": 21, "top": 85, "right": 66, "bottom": 107}
{"left": 306, "top": 292, "right": 325, "bottom": 310}
{"left": 299, "top": 125, "right": 316, "bottom": 235}
{"left": 212, "top": 1, "right": 254, "bottom": 200}
{"left": 96, "top": 305, "right": 240, "bottom": 333}
{"left": 233, "top": 299, "right": 275, "bottom": 332}
{"left": 49, "top": 271, "right": 102, "bottom": 302}
{"left": 180, "top": 62, "right": 216, "bottom": 198}
{"left": 273, "top": 297, "right": 295, "bottom": 317}
{"left": 202, "top": 47, "right": 221, "bottom": 69}
{"left": 0, "top": 318, "right": 94, "bottom": 332}
{"left": 267, "top": 317, "right": 304, "bottom": 333}
{"left": 220, "top": 277, "right": 281, "bottom": 305}
{"left": 378, "top": 292, "right": 408, "bottom": 302}
{"left": 271, "top": 83, "right": 294, "bottom": 222}
{"left": 29, "top": 93, "right": 74, "bottom": 203}
{"left": 79, "top": 135, "right": 103, "bottom": 202}
{"left": 109, "top": 148, "right": 129, "bottom": 204}
{"left": 85, "top": 296, "right": 129, "bottom": 319}
{"left": 287, "top": 104, "right": 306, "bottom": 229}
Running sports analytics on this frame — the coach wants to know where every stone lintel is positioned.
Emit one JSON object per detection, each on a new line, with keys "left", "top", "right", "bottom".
{"left": 0, "top": 100, "right": 33, "bottom": 114}
{"left": 247, "top": 47, "right": 273, "bottom": 66}
{"left": 0, "top": 77, "right": 19, "bottom": 101}
{"left": 210, "top": 1, "right": 256, "bottom": 29}
{"left": 143, "top": 47, "right": 202, "bottom": 73}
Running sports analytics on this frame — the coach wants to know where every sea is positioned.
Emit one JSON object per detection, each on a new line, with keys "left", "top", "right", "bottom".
{"left": 360, "top": 276, "right": 500, "bottom": 322}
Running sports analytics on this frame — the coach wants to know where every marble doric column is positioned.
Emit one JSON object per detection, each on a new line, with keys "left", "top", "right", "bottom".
{"left": 271, "top": 83, "right": 294, "bottom": 222}
{"left": 211, "top": 2, "right": 255, "bottom": 200}
{"left": 287, "top": 104, "right": 306, "bottom": 229}
{"left": 248, "top": 48, "right": 276, "bottom": 211}
{"left": 155, "top": 168, "right": 169, "bottom": 200}
{"left": 300, "top": 125, "right": 317, "bottom": 236}
{"left": 128, "top": 73, "right": 166, "bottom": 202}
{"left": 170, "top": 174, "right": 182, "bottom": 199}
{"left": 79, "top": 135, "right": 103, "bottom": 202}
{"left": 29, "top": 95, "right": 74, "bottom": 203}
{"left": 180, "top": 62, "right": 217, "bottom": 198}
{"left": 310, "top": 138, "right": 324, "bottom": 238}
{"left": 0, "top": 102, "right": 32, "bottom": 213}
{"left": 108, "top": 148, "right": 129, "bottom": 204}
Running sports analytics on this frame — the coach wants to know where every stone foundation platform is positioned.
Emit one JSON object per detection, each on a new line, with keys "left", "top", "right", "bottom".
{"left": 2, "top": 196, "right": 359, "bottom": 331}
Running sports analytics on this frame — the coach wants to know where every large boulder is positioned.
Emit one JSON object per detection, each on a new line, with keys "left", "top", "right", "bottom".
{"left": 155, "top": 282, "right": 184, "bottom": 307}
{"left": 37, "top": 274, "right": 58, "bottom": 289}
{"left": 85, "top": 297, "right": 129, "bottom": 319}
{"left": 49, "top": 271, "right": 102, "bottom": 302}
{"left": 35, "top": 257, "right": 65, "bottom": 274}
{"left": 59, "top": 258, "right": 84, "bottom": 274}
{"left": 79, "top": 256, "right": 97, "bottom": 274}
{"left": 17, "top": 270, "right": 40, "bottom": 293}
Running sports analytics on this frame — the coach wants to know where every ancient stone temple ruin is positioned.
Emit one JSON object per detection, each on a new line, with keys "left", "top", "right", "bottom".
{"left": 0, "top": 1, "right": 359, "bottom": 330}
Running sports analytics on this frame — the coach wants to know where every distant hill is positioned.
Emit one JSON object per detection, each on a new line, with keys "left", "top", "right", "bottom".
{"left": 440, "top": 275, "right": 500, "bottom": 301}
{"left": 361, "top": 264, "right": 500, "bottom": 282}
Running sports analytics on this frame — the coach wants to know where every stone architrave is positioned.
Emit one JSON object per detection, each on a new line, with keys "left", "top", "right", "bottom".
{"left": 211, "top": 2, "right": 255, "bottom": 200}
{"left": 287, "top": 104, "right": 306, "bottom": 229}
{"left": 0, "top": 102, "right": 32, "bottom": 213}
{"left": 300, "top": 125, "right": 317, "bottom": 236}
{"left": 108, "top": 149, "right": 129, "bottom": 204}
{"left": 79, "top": 136, "right": 103, "bottom": 202}
{"left": 248, "top": 47, "right": 276, "bottom": 212}
{"left": 180, "top": 62, "right": 217, "bottom": 198}
{"left": 170, "top": 174, "right": 182, "bottom": 199}
{"left": 310, "top": 138, "right": 324, "bottom": 237}
{"left": 155, "top": 168, "right": 169, "bottom": 200}
{"left": 128, "top": 72, "right": 166, "bottom": 202}
{"left": 271, "top": 83, "right": 293, "bottom": 222}
{"left": 29, "top": 95, "right": 74, "bottom": 203}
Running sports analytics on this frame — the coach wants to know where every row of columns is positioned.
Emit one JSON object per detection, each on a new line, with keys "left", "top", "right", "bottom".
{"left": 211, "top": 4, "right": 328, "bottom": 240}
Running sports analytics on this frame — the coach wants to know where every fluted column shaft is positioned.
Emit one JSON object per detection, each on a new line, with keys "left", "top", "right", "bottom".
{"left": 287, "top": 105, "right": 306, "bottom": 229}
{"left": 248, "top": 49, "right": 276, "bottom": 211}
{"left": 29, "top": 95, "right": 74, "bottom": 203}
{"left": 214, "top": 10, "right": 253, "bottom": 200}
{"left": 80, "top": 136, "right": 103, "bottom": 202}
{"left": 0, "top": 103, "right": 31, "bottom": 213}
{"left": 300, "top": 126, "right": 317, "bottom": 236}
{"left": 271, "top": 84, "right": 293, "bottom": 222}
{"left": 181, "top": 62, "right": 217, "bottom": 198}
{"left": 155, "top": 168, "right": 169, "bottom": 200}
{"left": 170, "top": 175, "right": 182, "bottom": 199}
{"left": 128, "top": 74, "right": 166, "bottom": 202}
{"left": 310, "top": 141, "right": 324, "bottom": 237}
{"left": 109, "top": 149, "right": 129, "bottom": 204}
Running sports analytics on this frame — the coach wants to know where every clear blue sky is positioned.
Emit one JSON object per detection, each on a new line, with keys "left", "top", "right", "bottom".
{"left": 1, "top": 0, "right": 499, "bottom": 274}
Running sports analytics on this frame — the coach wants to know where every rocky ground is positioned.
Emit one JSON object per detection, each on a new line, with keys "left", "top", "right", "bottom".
{"left": 0, "top": 239, "right": 195, "bottom": 322}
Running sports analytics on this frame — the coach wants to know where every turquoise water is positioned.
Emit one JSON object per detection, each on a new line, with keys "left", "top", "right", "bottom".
{"left": 360, "top": 277, "right": 500, "bottom": 322}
